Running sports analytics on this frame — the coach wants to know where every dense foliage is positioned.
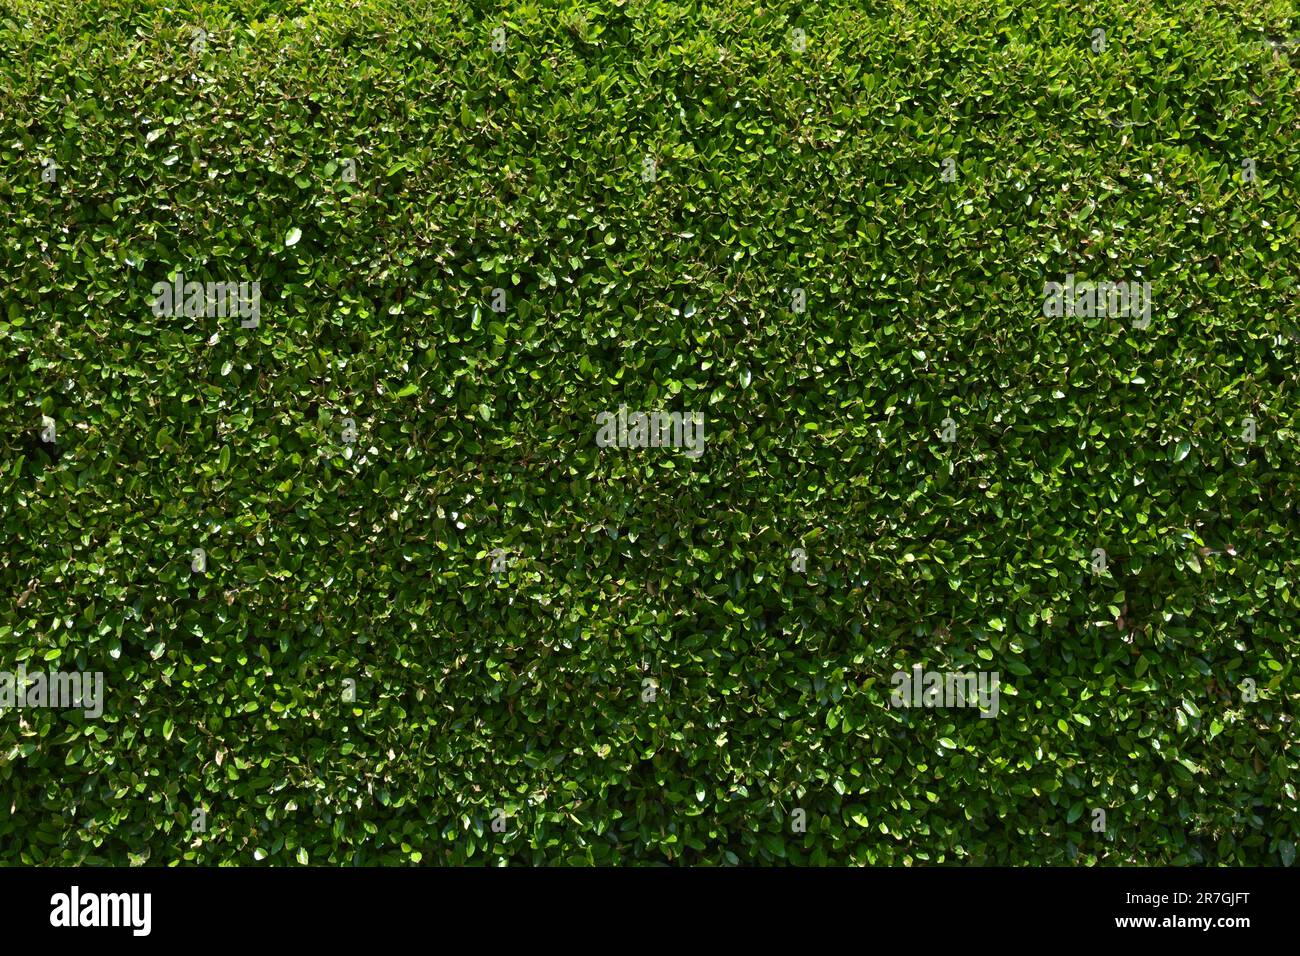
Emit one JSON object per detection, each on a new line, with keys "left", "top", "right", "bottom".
{"left": 1, "top": 0, "right": 1297, "bottom": 865}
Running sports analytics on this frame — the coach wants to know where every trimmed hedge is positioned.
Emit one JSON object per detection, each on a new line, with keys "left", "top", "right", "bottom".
{"left": 1, "top": 0, "right": 1297, "bottom": 865}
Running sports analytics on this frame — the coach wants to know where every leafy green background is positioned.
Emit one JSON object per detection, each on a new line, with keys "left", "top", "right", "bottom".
{"left": 1, "top": 0, "right": 1297, "bottom": 865}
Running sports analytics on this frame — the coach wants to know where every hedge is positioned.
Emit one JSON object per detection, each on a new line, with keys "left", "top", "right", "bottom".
{"left": 1, "top": 0, "right": 1297, "bottom": 865}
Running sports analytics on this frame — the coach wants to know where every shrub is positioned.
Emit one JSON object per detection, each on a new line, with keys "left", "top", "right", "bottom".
{"left": 1, "top": 0, "right": 1297, "bottom": 865}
